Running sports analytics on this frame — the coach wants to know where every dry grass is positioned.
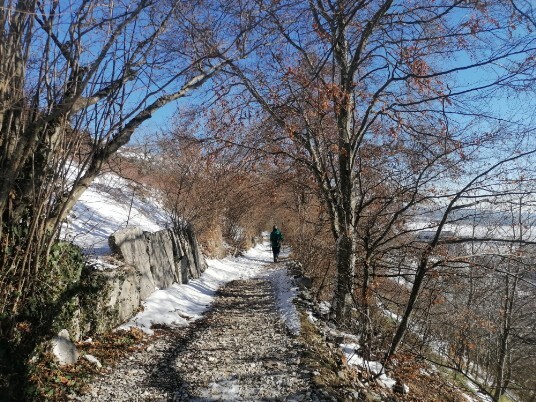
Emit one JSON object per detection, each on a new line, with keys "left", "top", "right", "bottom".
{"left": 27, "top": 328, "right": 149, "bottom": 401}
{"left": 298, "top": 309, "right": 477, "bottom": 402}
{"left": 298, "top": 313, "right": 366, "bottom": 401}
{"left": 388, "top": 353, "right": 471, "bottom": 402}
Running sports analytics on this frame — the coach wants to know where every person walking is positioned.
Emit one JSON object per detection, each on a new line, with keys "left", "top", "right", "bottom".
{"left": 270, "top": 225, "right": 284, "bottom": 262}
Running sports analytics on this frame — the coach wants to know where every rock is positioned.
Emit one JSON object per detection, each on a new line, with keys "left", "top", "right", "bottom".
{"left": 300, "top": 290, "right": 313, "bottom": 301}
{"left": 146, "top": 229, "right": 179, "bottom": 288}
{"left": 287, "top": 261, "right": 304, "bottom": 277}
{"left": 318, "top": 301, "right": 331, "bottom": 316}
{"left": 365, "top": 390, "right": 383, "bottom": 402}
{"left": 87, "top": 265, "right": 141, "bottom": 331}
{"left": 170, "top": 231, "right": 189, "bottom": 284}
{"left": 109, "top": 226, "right": 155, "bottom": 300}
{"left": 335, "top": 335, "right": 345, "bottom": 344}
{"left": 83, "top": 354, "right": 102, "bottom": 368}
{"left": 295, "top": 276, "right": 313, "bottom": 289}
{"left": 170, "top": 225, "right": 207, "bottom": 282}
{"left": 51, "top": 329, "right": 78, "bottom": 365}
{"left": 376, "top": 377, "right": 389, "bottom": 388}
{"left": 178, "top": 225, "right": 207, "bottom": 279}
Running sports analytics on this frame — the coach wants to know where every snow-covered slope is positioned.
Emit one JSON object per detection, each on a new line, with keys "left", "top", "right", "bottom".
{"left": 61, "top": 172, "right": 168, "bottom": 255}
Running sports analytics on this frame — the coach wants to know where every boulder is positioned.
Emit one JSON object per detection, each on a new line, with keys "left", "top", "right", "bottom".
{"left": 105, "top": 265, "right": 142, "bottom": 323}
{"left": 393, "top": 380, "right": 409, "bottom": 394}
{"left": 69, "top": 225, "right": 208, "bottom": 339}
{"left": 295, "top": 276, "right": 312, "bottom": 290}
{"left": 146, "top": 229, "right": 179, "bottom": 288}
{"left": 109, "top": 227, "right": 155, "bottom": 299}
{"left": 175, "top": 228, "right": 195, "bottom": 279}
{"left": 78, "top": 263, "right": 142, "bottom": 335}
{"left": 171, "top": 231, "right": 189, "bottom": 284}
{"left": 51, "top": 329, "right": 78, "bottom": 365}
{"left": 184, "top": 225, "right": 207, "bottom": 278}
{"left": 174, "top": 225, "right": 207, "bottom": 280}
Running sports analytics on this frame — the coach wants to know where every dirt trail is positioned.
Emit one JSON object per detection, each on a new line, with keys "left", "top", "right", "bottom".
{"left": 77, "top": 278, "right": 315, "bottom": 401}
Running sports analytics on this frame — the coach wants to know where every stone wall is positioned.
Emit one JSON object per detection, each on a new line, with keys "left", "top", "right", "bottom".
{"left": 71, "top": 225, "right": 206, "bottom": 340}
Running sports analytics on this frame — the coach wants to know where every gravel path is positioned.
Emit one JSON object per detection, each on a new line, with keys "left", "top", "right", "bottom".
{"left": 77, "top": 278, "right": 313, "bottom": 401}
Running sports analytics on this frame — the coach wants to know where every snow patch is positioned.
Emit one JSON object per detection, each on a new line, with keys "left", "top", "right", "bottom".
{"left": 307, "top": 311, "right": 317, "bottom": 323}
{"left": 318, "top": 301, "right": 331, "bottom": 315}
{"left": 341, "top": 343, "right": 397, "bottom": 390}
{"left": 465, "top": 380, "right": 494, "bottom": 402}
{"left": 261, "top": 266, "right": 301, "bottom": 335}
{"left": 198, "top": 379, "right": 241, "bottom": 400}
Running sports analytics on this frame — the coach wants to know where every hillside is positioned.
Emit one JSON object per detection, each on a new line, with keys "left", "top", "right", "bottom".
{"left": 61, "top": 170, "right": 167, "bottom": 256}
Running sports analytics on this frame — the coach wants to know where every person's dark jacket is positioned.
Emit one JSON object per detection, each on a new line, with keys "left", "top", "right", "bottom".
{"left": 270, "top": 229, "right": 283, "bottom": 248}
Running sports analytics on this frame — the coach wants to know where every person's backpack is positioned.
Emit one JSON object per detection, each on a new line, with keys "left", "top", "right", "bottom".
{"left": 271, "top": 230, "right": 282, "bottom": 247}
{"left": 275, "top": 231, "right": 282, "bottom": 247}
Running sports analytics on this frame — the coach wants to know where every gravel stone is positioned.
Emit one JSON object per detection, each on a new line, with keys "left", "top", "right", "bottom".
{"left": 76, "top": 279, "right": 317, "bottom": 401}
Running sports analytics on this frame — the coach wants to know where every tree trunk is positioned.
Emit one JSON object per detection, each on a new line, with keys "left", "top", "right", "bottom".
{"left": 332, "top": 133, "right": 356, "bottom": 324}
{"left": 333, "top": 232, "right": 355, "bottom": 324}
{"left": 384, "top": 255, "right": 428, "bottom": 363}
{"left": 493, "top": 270, "right": 518, "bottom": 401}
{"left": 360, "top": 257, "right": 373, "bottom": 359}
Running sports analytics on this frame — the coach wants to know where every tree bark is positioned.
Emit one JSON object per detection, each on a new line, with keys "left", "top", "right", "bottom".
{"left": 385, "top": 254, "right": 428, "bottom": 362}
{"left": 333, "top": 232, "right": 355, "bottom": 323}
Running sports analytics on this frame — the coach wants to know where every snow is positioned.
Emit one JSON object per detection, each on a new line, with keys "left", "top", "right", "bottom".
{"left": 464, "top": 381, "right": 494, "bottom": 402}
{"left": 341, "top": 343, "right": 397, "bottom": 390}
{"left": 261, "top": 258, "right": 301, "bottom": 336}
{"left": 197, "top": 379, "right": 241, "bottom": 401}
{"left": 407, "top": 212, "right": 536, "bottom": 244}
{"left": 86, "top": 259, "right": 122, "bottom": 271}
{"left": 61, "top": 172, "right": 167, "bottom": 255}
{"left": 83, "top": 354, "right": 102, "bottom": 369}
{"left": 318, "top": 301, "right": 331, "bottom": 315}
{"left": 119, "top": 240, "right": 301, "bottom": 336}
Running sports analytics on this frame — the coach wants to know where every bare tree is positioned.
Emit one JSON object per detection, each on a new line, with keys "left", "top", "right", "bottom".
{"left": 199, "top": 0, "right": 536, "bottom": 395}
{"left": 140, "top": 117, "right": 277, "bottom": 256}
{"left": 217, "top": 0, "right": 536, "bottom": 329}
{"left": 0, "top": 0, "right": 258, "bottom": 394}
